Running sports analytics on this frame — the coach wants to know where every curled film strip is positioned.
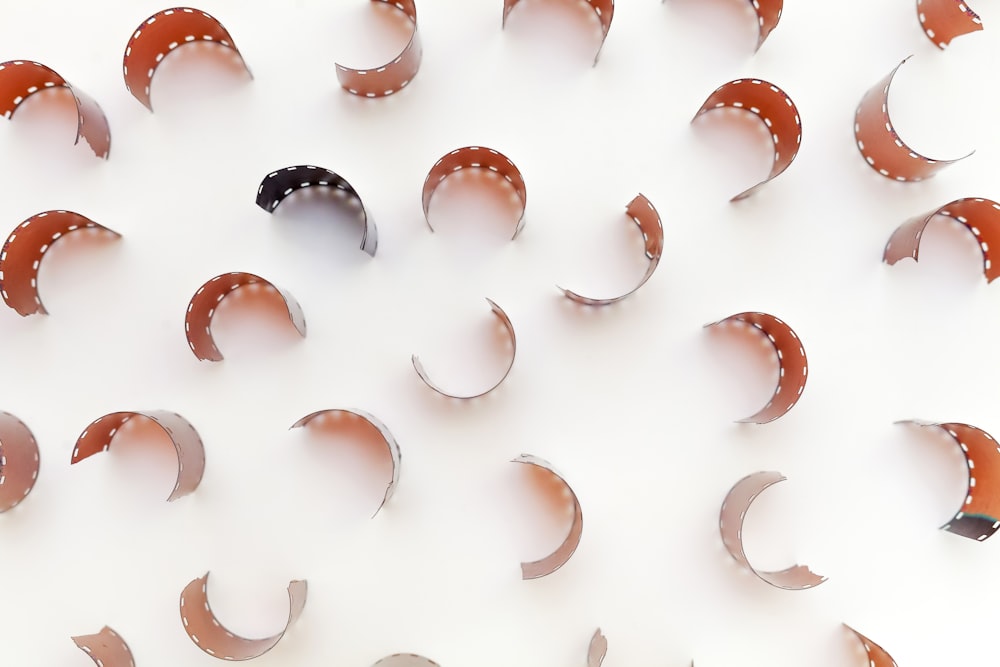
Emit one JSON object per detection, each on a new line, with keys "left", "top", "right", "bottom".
{"left": 256, "top": 165, "right": 377, "bottom": 256}
{"left": 503, "top": 0, "right": 613, "bottom": 64}
{"left": 704, "top": 311, "right": 807, "bottom": 424}
{"left": 336, "top": 0, "right": 421, "bottom": 98}
{"left": 179, "top": 573, "right": 307, "bottom": 660}
{"left": 719, "top": 471, "right": 827, "bottom": 590}
{"left": 917, "top": 0, "right": 982, "bottom": 49}
{"left": 72, "top": 626, "right": 135, "bottom": 667}
{"left": 0, "top": 210, "right": 122, "bottom": 317}
{"left": 559, "top": 194, "right": 663, "bottom": 306}
{"left": 692, "top": 78, "right": 801, "bottom": 201}
{"left": 666, "top": 0, "right": 782, "bottom": 52}
{"left": 897, "top": 420, "right": 1000, "bottom": 541}
{"left": 291, "top": 409, "right": 401, "bottom": 517}
{"left": 422, "top": 146, "right": 527, "bottom": 240}
{"left": 412, "top": 298, "right": 516, "bottom": 399}
{"left": 513, "top": 454, "right": 583, "bottom": 580}
{"left": 71, "top": 411, "right": 206, "bottom": 502}
{"left": 0, "top": 60, "right": 110, "bottom": 158}
{"left": 184, "top": 272, "right": 307, "bottom": 362}
{"left": 854, "top": 57, "right": 972, "bottom": 181}
{"left": 123, "top": 7, "right": 251, "bottom": 111}
{"left": 374, "top": 655, "right": 439, "bottom": 667}
{"left": 588, "top": 629, "right": 607, "bottom": 667}
{"left": 844, "top": 625, "right": 898, "bottom": 667}
{"left": 883, "top": 197, "right": 1000, "bottom": 282}
{"left": 0, "top": 411, "right": 40, "bottom": 513}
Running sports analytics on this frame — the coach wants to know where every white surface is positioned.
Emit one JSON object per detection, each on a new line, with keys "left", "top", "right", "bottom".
{"left": 1, "top": 1, "right": 999, "bottom": 665}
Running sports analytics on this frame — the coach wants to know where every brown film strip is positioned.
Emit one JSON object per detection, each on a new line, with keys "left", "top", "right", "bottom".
{"left": 71, "top": 411, "right": 206, "bottom": 502}
{"left": 256, "top": 165, "right": 377, "bottom": 256}
{"left": 336, "top": 0, "right": 421, "bottom": 98}
{"left": 291, "top": 409, "right": 401, "bottom": 517}
{"left": 0, "top": 60, "right": 110, "bottom": 158}
{"left": 897, "top": 420, "right": 1000, "bottom": 541}
{"left": 855, "top": 57, "right": 972, "bottom": 182}
{"left": 559, "top": 194, "right": 663, "bottom": 306}
{"left": 0, "top": 411, "right": 40, "bottom": 513}
{"left": 184, "top": 272, "right": 307, "bottom": 362}
{"left": 0, "top": 210, "right": 122, "bottom": 317}
{"left": 844, "top": 625, "right": 898, "bottom": 667}
{"left": 704, "top": 311, "right": 807, "bottom": 424}
{"left": 123, "top": 7, "right": 251, "bottom": 111}
{"left": 917, "top": 0, "right": 982, "bottom": 48}
{"left": 412, "top": 298, "right": 516, "bottom": 399}
{"left": 513, "top": 454, "right": 583, "bottom": 580}
{"left": 692, "top": 78, "right": 801, "bottom": 201}
{"left": 503, "top": 0, "right": 613, "bottom": 64}
{"left": 719, "top": 471, "right": 827, "bottom": 590}
{"left": 72, "top": 626, "right": 135, "bottom": 667}
{"left": 422, "top": 146, "right": 527, "bottom": 240}
{"left": 588, "top": 629, "right": 607, "bottom": 667}
{"left": 179, "top": 573, "right": 307, "bottom": 660}
{"left": 373, "top": 655, "right": 439, "bottom": 667}
{"left": 883, "top": 197, "right": 1000, "bottom": 282}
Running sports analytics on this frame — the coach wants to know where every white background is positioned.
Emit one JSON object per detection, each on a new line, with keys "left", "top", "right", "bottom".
{"left": 1, "top": 0, "right": 999, "bottom": 665}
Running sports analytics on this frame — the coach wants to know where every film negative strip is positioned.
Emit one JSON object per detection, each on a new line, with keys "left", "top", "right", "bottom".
{"left": 502, "top": 0, "right": 613, "bottom": 65}
{"left": 256, "top": 166, "right": 377, "bottom": 256}
{"left": 559, "top": 194, "right": 663, "bottom": 306}
{"left": 412, "top": 298, "right": 516, "bottom": 399}
{"left": 692, "top": 78, "right": 801, "bottom": 201}
{"left": 185, "top": 272, "right": 307, "bottom": 362}
{"left": 719, "top": 471, "right": 827, "bottom": 590}
{"left": 704, "top": 311, "right": 807, "bottom": 424}
{"left": 512, "top": 454, "right": 583, "bottom": 580}
{"left": 0, "top": 210, "right": 121, "bottom": 317}
{"left": 917, "top": 0, "right": 982, "bottom": 49}
{"left": 71, "top": 411, "right": 205, "bottom": 502}
{"left": 179, "top": 573, "right": 307, "bottom": 660}
{"left": 855, "top": 57, "right": 972, "bottom": 181}
{"left": 896, "top": 420, "right": 1000, "bottom": 541}
{"left": 0, "top": 411, "right": 40, "bottom": 513}
{"left": 0, "top": 60, "right": 110, "bottom": 158}
{"left": 123, "top": 7, "right": 251, "bottom": 111}
{"left": 588, "top": 629, "right": 607, "bottom": 667}
{"left": 291, "top": 409, "right": 401, "bottom": 517}
{"left": 336, "top": 0, "right": 421, "bottom": 97}
{"left": 422, "top": 146, "right": 527, "bottom": 240}
{"left": 72, "top": 626, "right": 135, "bottom": 667}
{"left": 883, "top": 197, "right": 1000, "bottom": 282}
{"left": 373, "top": 655, "right": 439, "bottom": 667}
{"left": 844, "top": 625, "right": 898, "bottom": 667}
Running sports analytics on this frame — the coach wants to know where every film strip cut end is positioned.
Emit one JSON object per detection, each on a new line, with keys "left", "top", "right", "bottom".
{"left": 0, "top": 60, "right": 110, "bottom": 159}
{"left": 720, "top": 471, "right": 827, "bottom": 590}
{"left": 855, "top": 57, "right": 972, "bottom": 182}
{"left": 336, "top": 0, "right": 421, "bottom": 98}
{"left": 917, "top": 0, "right": 982, "bottom": 49}
{"left": 72, "top": 626, "right": 135, "bottom": 667}
{"left": 896, "top": 420, "right": 1000, "bottom": 541}
{"left": 0, "top": 412, "right": 40, "bottom": 513}
{"left": 423, "top": 146, "right": 527, "bottom": 239}
{"left": 503, "top": 0, "right": 614, "bottom": 65}
{"left": 412, "top": 298, "right": 517, "bottom": 399}
{"left": 512, "top": 454, "right": 584, "bottom": 580}
{"left": 184, "top": 272, "right": 307, "bottom": 362}
{"left": 588, "top": 629, "right": 607, "bottom": 667}
{"left": 179, "top": 573, "right": 307, "bottom": 660}
{"left": 692, "top": 78, "right": 801, "bottom": 201}
{"left": 843, "top": 625, "right": 899, "bottom": 667}
{"left": 123, "top": 7, "right": 250, "bottom": 111}
{"left": 291, "top": 409, "right": 401, "bottom": 517}
{"left": 884, "top": 197, "right": 1000, "bottom": 282}
{"left": 256, "top": 165, "right": 377, "bottom": 256}
{"left": 704, "top": 312, "right": 807, "bottom": 424}
{"left": 373, "top": 655, "right": 440, "bottom": 667}
{"left": 0, "top": 210, "right": 122, "bottom": 317}
{"left": 71, "top": 411, "right": 206, "bottom": 502}
{"left": 559, "top": 193, "right": 663, "bottom": 306}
